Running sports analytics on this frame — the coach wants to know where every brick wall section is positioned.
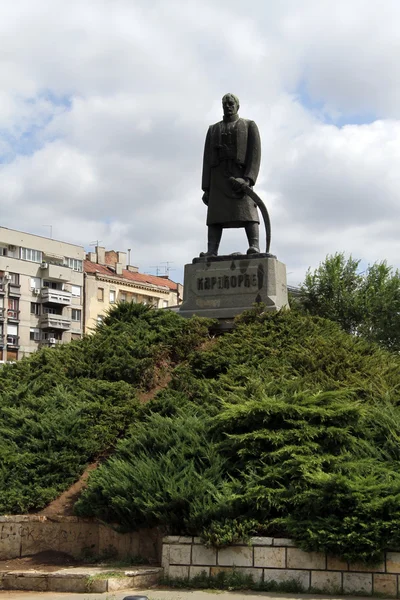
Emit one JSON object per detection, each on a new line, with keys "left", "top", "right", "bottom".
{"left": 162, "top": 536, "right": 400, "bottom": 597}
{"left": 0, "top": 516, "right": 161, "bottom": 563}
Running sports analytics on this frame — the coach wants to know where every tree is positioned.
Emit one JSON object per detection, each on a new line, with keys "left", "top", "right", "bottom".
{"left": 298, "top": 253, "right": 400, "bottom": 351}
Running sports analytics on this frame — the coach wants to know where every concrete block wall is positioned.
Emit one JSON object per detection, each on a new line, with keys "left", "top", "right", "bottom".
{"left": 162, "top": 536, "right": 400, "bottom": 597}
{"left": 0, "top": 516, "right": 161, "bottom": 563}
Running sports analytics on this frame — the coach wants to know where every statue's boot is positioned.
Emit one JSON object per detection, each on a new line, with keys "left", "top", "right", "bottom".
{"left": 200, "top": 225, "right": 223, "bottom": 257}
{"left": 245, "top": 222, "right": 260, "bottom": 254}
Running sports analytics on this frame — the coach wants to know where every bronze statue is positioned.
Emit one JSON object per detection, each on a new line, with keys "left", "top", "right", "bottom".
{"left": 201, "top": 93, "right": 261, "bottom": 257}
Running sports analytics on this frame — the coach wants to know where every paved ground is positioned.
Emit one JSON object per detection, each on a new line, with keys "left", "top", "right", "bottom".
{"left": 0, "top": 588, "right": 379, "bottom": 600}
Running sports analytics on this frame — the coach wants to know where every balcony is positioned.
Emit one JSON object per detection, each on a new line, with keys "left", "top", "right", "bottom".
{"left": 0, "top": 308, "right": 4, "bottom": 320}
{"left": 41, "top": 288, "right": 71, "bottom": 306}
{"left": 0, "top": 335, "right": 4, "bottom": 347}
{"left": 39, "top": 314, "right": 71, "bottom": 330}
{"left": 0, "top": 283, "right": 4, "bottom": 294}
{"left": 6, "top": 335, "right": 19, "bottom": 347}
{"left": 40, "top": 262, "right": 71, "bottom": 281}
{"left": 7, "top": 309, "right": 20, "bottom": 321}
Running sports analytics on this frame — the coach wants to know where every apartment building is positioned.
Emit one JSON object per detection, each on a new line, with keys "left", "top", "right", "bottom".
{"left": 0, "top": 227, "right": 85, "bottom": 363}
{"left": 84, "top": 247, "right": 183, "bottom": 332}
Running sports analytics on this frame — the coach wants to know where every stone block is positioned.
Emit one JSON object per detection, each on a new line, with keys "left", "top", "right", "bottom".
{"left": 386, "top": 552, "right": 400, "bottom": 573}
{"left": 373, "top": 574, "right": 397, "bottom": 597}
{"left": 254, "top": 546, "right": 285, "bottom": 568}
{"left": 169, "top": 543, "right": 191, "bottom": 565}
{"left": 343, "top": 572, "right": 372, "bottom": 595}
{"left": 98, "top": 523, "right": 139, "bottom": 558}
{"left": 132, "top": 571, "right": 161, "bottom": 588}
{"left": 250, "top": 537, "right": 273, "bottom": 546}
{"left": 193, "top": 537, "right": 203, "bottom": 544}
{"left": 211, "top": 566, "right": 262, "bottom": 583}
{"left": 3, "top": 574, "right": 48, "bottom": 592}
{"left": 273, "top": 538, "right": 296, "bottom": 547}
{"left": 179, "top": 256, "right": 288, "bottom": 320}
{"left": 0, "top": 522, "right": 22, "bottom": 559}
{"left": 47, "top": 575, "right": 88, "bottom": 593}
{"left": 327, "top": 555, "right": 348, "bottom": 571}
{"left": 168, "top": 565, "right": 189, "bottom": 580}
{"left": 161, "top": 544, "right": 170, "bottom": 571}
{"left": 218, "top": 546, "right": 253, "bottom": 567}
{"left": 287, "top": 548, "right": 325, "bottom": 570}
{"left": 189, "top": 566, "right": 210, "bottom": 579}
{"left": 107, "top": 577, "right": 133, "bottom": 591}
{"left": 20, "top": 519, "right": 98, "bottom": 558}
{"left": 87, "top": 579, "right": 108, "bottom": 593}
{"left": 311, "top": 570, "right": 342, "bottom": 593}
{"left": 349, "top": 559, "right": 385, "bottom": 573}
{"left": 192, "top": 544, "right": 217, "bottom": 565}
{"left": 163, "top": 536, "right": 193, "bottom": 544}
{"left": 263, "top": 568, "right": 310, "bottom": 590}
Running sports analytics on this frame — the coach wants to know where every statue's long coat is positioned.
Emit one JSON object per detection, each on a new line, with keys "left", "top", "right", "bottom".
{"left": 202, "top": 117, "right": 261, "bottom": 227}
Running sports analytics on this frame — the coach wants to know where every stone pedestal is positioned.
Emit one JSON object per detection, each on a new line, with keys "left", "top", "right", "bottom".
{"left": 179, "top": 254, "right": 288, "bottom": 321}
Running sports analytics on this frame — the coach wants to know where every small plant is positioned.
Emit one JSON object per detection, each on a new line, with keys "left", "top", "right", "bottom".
{"left": 160, "top": 570, "right": 307, "bottom": 593}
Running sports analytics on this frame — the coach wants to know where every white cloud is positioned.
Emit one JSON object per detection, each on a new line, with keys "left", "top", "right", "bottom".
{"left": 1, "top": 0, "right": 400, "bottom": 287}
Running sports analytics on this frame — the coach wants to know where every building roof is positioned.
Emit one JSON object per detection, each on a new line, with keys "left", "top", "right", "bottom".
{"left": 84, "top": 260, "right": 178, "bottom": 291}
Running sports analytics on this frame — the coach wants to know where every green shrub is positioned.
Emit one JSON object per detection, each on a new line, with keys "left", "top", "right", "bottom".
{"left": 78, "top": 309, "right": 400, "bottom": 563}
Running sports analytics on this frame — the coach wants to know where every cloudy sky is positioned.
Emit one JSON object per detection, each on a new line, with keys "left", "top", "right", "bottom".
{"left": 1, "top": 0, "right": 400, "bottom": 285}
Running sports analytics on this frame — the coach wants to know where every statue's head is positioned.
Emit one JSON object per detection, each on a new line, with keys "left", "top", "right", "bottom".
{"left": 222, "top": 93, "right": 240, "bottom": 117}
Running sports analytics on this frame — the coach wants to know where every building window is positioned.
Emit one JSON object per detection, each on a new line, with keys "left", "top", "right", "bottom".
{"left": 64, "top": 257, "right": 83, "bottom": 272}
{"left": 131, "top": 295, "right": 137, "bottom": 303}
{"left": 31, "top": 302, "right": 41, "bottom": 316}
{"left": 120, "top": 293, "right": 126, "bottom": 302}
{"left": 43, "top": 306, "right": 61, "bottom": 315}
{"left": 43, "top": 280, "right": 63, "bottom": 290}
{"left": 30, "top": 327, "right": 41, "bottom": 341}
{"left": 20, "top": 247, "right": 42, "bottom": 263}
{"left": 71, "top": 309, "right": 81, "bottom": 322}
{"left": 30, "top": 276, "right": 41, "bottom": 290}
{"left": 0, "top": 247, "right": 7, "bottom": 256}
{"left": 97, "top": 315, "right": 104, "bottom": 324}
{"left": 42, "top": 331, "right": 62, "bottom": 341}
{"left": 98, "top": 287, "right": 104, "bottom": 301}
{"left": 8, "top": 298, "right": 19, "bottom": 319}
{"left": 109, "top": 290, "right": 115, "bottom": 304}
{"left": 163, "top": 300, "right": 169, "bottom": 308}
{"left": 7, "top": 323, "right": 18, "bottom": 346}
{"left": 71, "top": 285, "right": 81, "bottom": 297}
{"left": 6, "top": 348, "right": 18, "bottom": 361}
{"left": 9, "top": 272, "right": 19, "bottom": 285}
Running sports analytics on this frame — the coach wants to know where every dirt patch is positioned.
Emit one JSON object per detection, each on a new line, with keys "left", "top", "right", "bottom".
{"left": 37, "top": 374, "right": 173, "bottom": 517}
{"left": 38, "top": 461, "right": 99, "bottom": 517}
{"left": 0, "top": 551, "right": 79, "bottom": 572}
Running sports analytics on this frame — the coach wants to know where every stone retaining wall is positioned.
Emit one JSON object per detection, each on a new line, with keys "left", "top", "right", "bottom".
{"left": 0, "top": 516, "right": 161, "bottom": 563}
{"left": 162, "top": 536, "right": 400, "bottom": 597}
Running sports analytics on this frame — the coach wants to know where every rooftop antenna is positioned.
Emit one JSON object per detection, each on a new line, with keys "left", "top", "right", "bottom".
{"left": 149, "top": 265, "right": 163, "bottom": 276}
{"left": 89, "top": 240, "right": 103, "bottom": 249}
{"left": 127, "top": 248, "right": 131, "bottom": 266}
{"left": 161, "top": 261, "right": 175, "bottom": 277}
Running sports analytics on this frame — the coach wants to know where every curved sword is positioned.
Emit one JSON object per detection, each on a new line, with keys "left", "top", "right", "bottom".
{"left": 229, "top": 177, "right": 271, "bottom": 254}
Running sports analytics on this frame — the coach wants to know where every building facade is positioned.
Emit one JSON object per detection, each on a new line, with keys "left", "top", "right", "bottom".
{"left": 84, "top": 247, "right": 183, "bottom": 332}
{"left": 0, "top": 227, "right": 85, "bottom": 363}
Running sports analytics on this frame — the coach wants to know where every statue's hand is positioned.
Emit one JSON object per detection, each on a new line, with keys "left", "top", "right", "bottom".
{"left": 230, "top": 177, "right": 249, "bottom": 194}
{"left": 202, "top": 191, "right": 209, "bottom": 206}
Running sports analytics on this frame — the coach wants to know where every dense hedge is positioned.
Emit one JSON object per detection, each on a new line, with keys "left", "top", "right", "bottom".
{"left": 3, "top": 300, "right": 400, "bottom": 562}
{"left": 0, "top": 303, "right": 211, "bottom": 513}
{"left": 76, "top": 307, "right": 400, "bottom": 563}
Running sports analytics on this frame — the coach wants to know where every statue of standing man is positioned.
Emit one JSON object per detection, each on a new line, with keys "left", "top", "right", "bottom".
{"left": 201, "top": 94, "right": 261, "bottom": 257}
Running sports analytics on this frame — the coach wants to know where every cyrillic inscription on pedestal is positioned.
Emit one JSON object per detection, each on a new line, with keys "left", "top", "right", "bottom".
{"left": 179, "top": 256, "right": 288, "bottom": 321}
